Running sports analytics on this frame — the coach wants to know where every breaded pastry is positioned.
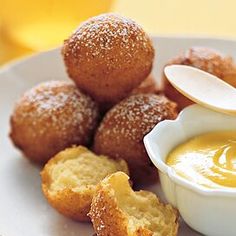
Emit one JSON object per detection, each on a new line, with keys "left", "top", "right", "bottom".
{"left": 94, "top": 94, "right": 177, "bottom": 185}
{"left": 62, "top": 13, "right": 154, "bottom": 105}
{"left": 41, "top": 146, "right": 129, "bottom": 221}
{"left": 89, "top": 172, "right": 179, "bottom": 236}
{"left": 163, "top": 47, "right": 236, "bottom": 110}
{"left": 10, "top": 81, "right": 99, "bottom": 164}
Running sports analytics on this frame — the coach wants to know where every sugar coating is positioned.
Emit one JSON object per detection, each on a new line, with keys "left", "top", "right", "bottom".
{"left": 185, "top": 47, "right": 224, "bottom": 74}
{"left": 97, "top": 94, "right": 177, "bottom": 144}
{"left": 171, "top": 47, "right": 236, "bottom": 78}
{"left": 63, "top": 13, "right": 152, "bottom": 68}
{"left": 13, "top": 81, "right": 98, "bottom": 143}
{"left": 62, "top": 13, "right": 154, "bottom": 105}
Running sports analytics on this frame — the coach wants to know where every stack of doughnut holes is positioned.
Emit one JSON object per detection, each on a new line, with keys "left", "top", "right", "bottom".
{"left": 14, "top": 14, "right": 223, "bottom": 187}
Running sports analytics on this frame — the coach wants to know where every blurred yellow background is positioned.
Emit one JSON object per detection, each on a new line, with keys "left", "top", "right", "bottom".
{"left": 0, "top": 0, "right": 113, "bottom": 64}
{"left": 1, "top": 0, "right": 236, "bottom": 65}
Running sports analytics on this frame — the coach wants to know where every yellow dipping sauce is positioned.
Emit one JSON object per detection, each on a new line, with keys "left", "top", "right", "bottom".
{"left": 166, "top": 131, "right": 236, "bottom": 189}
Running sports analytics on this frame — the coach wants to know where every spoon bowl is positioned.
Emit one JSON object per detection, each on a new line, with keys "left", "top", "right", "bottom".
{"left": 164, "top": 65, "right": 236, "bottom": 115}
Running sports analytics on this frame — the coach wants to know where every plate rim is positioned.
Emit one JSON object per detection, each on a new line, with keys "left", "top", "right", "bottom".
{"left": 1, "top": 35, "right": 236, "bottom": 75}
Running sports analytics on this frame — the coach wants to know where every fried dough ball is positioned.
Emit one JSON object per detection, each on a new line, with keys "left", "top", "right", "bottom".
{"left": 163, "top": 47, "right": 236, "bottom": 111}
{"left": 62, "top": 13, "right": 154, "bottom": 105}
{"left": 41, "top": 146, "right": 129, "bottom": 221}
{"left": 10, "top": 81, "right": 99, "bottom": 164}
{"left": 94, "top": 94, "right": 178, "bottom": 185}
{"left": 89, "top": 172, "right": 179, "bottom": 236}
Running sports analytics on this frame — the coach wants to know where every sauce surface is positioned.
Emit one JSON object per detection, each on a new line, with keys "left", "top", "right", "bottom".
{"left": 166, "top": 131, "right": 236, "bottom": 189}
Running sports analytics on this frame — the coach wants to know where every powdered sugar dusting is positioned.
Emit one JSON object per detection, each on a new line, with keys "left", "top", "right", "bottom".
{"left": 170, "top": 47, "right": 236, "bottom": 79}
{"left": 97, "top": 94, "right": 177, "bottom": 143}
{"left": 13, "top": 81, "right": 99, "bottom": 144}
{"left": 63, "top": 13, "right": 152, "bottom": 67}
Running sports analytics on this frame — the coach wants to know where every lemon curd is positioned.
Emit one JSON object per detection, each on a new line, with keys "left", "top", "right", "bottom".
{"left": 166, "top": 131, "right": 236, "bottom": 189}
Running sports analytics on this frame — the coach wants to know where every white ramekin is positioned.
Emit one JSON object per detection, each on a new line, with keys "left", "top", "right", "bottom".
{"left": 144, "top": 104, "right": 236, "bottom": 236}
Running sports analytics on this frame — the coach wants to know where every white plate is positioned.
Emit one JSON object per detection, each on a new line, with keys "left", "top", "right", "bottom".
{"left": 1, "top": 36, "right": 235, "bottom": 236}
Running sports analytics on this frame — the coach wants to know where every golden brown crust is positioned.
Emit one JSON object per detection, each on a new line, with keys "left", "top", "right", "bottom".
{"left": 162, "top": 47, "right": 236, "bottom": 111}
{"left": 62, "top": 13, "right": 154, "bottom": 105}
{"left": 90, "top": 189, "right": 156, "bottom": 236}
{"left": 41, "top": 146, "right": 93, "bottom": 221}
{"left": 10, "top": 81, "right": 99, "bottom": 164}
{"left": 42, "top": 186, "right": 92, "bottom": 221}
{"left": 134, "top": 228, "right": 154, "bottom": 236}
{"left": 94, "top": 94, "right": 177, "bottom": 185}
{"left": 89, "top": 172, "right": 179, "bottom": 236}
{"left": 41, "top": 146, "right": 129, "bottom": 221}
{"left": 89, "top": 187, "right": 129, "bottom": 235}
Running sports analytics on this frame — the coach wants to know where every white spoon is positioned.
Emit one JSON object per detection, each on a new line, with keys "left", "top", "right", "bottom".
{"left": 164, "top": 65, "right": 236, "bottom": 115}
